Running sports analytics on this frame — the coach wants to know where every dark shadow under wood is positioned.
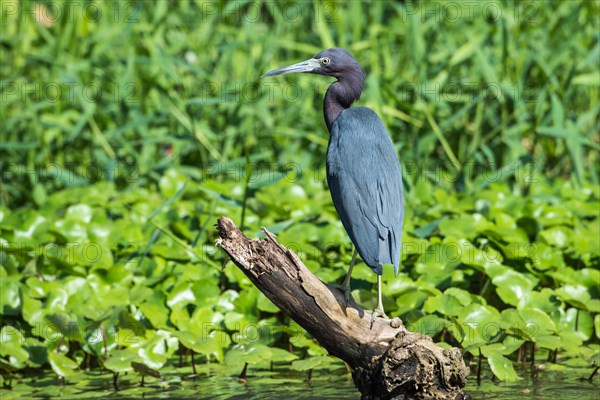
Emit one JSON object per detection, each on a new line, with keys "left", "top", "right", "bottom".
{"left": 216, "top": 216, "right": 469, "bottom": 400}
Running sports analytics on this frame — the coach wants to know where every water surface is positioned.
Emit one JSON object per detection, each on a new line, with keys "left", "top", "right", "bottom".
{"left": 3, "top": 362, "right": 598, "bottom": 399}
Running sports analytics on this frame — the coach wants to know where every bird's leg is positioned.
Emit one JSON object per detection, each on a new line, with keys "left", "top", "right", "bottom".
{"left": 370, "top": 274, "right": 388, "bottom": 328}
{"left": 340, "top": 248, "right": 358, "bottom": 302}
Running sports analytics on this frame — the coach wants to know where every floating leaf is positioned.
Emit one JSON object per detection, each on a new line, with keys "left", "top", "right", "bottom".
{"left": 257, "top": 292, "right": 280, "bottom": 313}
{"left": 103, "top": 349, "right": 137, "bottom": 373}
{"left": 410, "top": 315, "right": 451, "bottom": 337}
{"left": 224, "top": 343, "right": 272, "bottom": 366}
{"left": 487, "top": 353, "right": 521, "bottom": 381}
{"left": 48, "top": 352, "right": 78, "bottom": 378}
{"left": 492, "top": 270, "right": 535, "bottom": 308}
{"left": 291, "top": 356, "right": 331, "bottom": 371}
{"left": 423, "top": 293, "right": 463, "bottom": 317}
{"left": 0, "top": 277, "right": 21, "bottom": 316}
{"left": 555, "top": 285, "right": 592, "bottom": 310}
{"left": 0, "top": 326, "right": 29, "bottom": 363}
{"left": 131, "top": 361, "right": 161, "bottom": 378}
{"left": 518, "top": 307, "right": 556, "bottom": 336}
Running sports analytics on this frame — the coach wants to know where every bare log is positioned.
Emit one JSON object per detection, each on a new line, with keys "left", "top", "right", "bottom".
{"left": 216, "top": 217, "right": 469, "bottom": 400}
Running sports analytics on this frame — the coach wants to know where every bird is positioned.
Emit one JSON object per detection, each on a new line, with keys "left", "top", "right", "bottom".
{"left": 262, "top": 48, "right": 404, "bottom": 325}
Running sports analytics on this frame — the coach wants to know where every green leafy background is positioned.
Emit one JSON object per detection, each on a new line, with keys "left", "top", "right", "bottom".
{"left": 1, "top": 0, "right": 598, "bottom": 396}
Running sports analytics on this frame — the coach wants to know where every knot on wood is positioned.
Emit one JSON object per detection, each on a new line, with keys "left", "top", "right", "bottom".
{"left": 354, "top": 332, "right": 468, "bottom": 400}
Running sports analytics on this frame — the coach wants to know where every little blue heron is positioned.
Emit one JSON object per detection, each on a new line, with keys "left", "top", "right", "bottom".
{"left": 262, "top": 48, "right": 404, "bottom": 324}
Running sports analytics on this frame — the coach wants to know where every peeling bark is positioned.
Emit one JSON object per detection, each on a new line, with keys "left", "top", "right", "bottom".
{"left": 216, "top": 217, "right": 469, "bottom": 399}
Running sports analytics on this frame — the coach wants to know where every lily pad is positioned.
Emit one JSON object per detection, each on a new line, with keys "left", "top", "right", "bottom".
{"left": 486, "top": 353, "right": 521, "bottom": 381}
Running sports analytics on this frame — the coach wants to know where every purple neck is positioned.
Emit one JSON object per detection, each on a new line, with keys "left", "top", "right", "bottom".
{"left": 323, "top": 69, "right": 365, "bottom": 132}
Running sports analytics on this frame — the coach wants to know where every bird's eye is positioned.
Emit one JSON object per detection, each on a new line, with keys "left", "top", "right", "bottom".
{"left": 321, "top": 57, "right": 331, "bottom": 65}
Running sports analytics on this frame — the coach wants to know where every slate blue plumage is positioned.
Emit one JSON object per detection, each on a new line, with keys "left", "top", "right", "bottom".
{"left": 263, "top": 48, "right": 404, "bottom": 320}
{"left": 327, "top": 107, "right": 404, "bottom": 277}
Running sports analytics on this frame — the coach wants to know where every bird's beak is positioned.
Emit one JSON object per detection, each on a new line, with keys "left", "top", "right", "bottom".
{"left": 261, "top": 58, "right": 321, "bottom": 78}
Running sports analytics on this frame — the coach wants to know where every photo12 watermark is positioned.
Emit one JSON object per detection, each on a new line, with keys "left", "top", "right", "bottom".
{"left": 0, "top": 319, "right": 543, "bottom": 348}
{"left": 1, "top": 1, "right": 339, "bottom": 26}
{"left": 1, "top": 160, "right": 540, "bottom": 188}
{"left": 198, "top": 1, "right": 338, "bottom": 24}
{"left": 1, "top": 81, "right": 140, "bottom": 105}
{"left": 400, "top": 1, "right": 539, "bottom": 24}
{"left": 1, "top": 161, "right": 140, "bottom": 184}
{"left": 2, "top": 1, "right": 139, "bottom": 25}
{"left": 1, "top": 236, "right": 541, "bottom": 275}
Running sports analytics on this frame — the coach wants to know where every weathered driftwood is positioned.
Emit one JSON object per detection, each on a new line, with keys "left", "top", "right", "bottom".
{"left": 216, "top": 217, "right": 469, "bottom": 400}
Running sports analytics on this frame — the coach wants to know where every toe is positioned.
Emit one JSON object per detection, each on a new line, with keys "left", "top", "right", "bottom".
{"left": 370, "top": 308, "right": 388, "bottom": 328}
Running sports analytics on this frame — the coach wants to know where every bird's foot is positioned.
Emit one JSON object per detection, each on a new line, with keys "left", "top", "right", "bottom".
{"left": 370, "top": 305, "right": 388, "bottom": 329}
{"left": 332, "top": 283, "right": 353, "bottom": 306}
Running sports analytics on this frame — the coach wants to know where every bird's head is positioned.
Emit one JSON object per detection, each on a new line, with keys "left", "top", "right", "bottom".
{"left": 262, "top": 48, "right": 365, "bottom": 81}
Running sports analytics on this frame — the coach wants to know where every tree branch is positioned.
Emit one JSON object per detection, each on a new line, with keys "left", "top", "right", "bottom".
{"left": 216, "top": 217, "right": 469, "bottom": 400}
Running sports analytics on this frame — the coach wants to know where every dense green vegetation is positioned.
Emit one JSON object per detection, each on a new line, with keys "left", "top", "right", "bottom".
{"left": 1, "top": 0, "right": 599, "bottom": 396}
